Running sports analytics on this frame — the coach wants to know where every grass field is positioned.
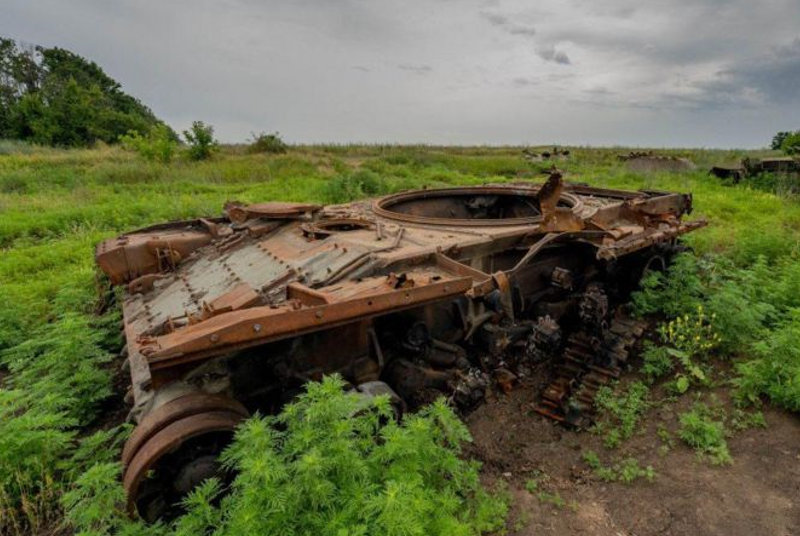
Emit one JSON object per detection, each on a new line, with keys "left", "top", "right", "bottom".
{"left": 2, "top": 142, "right": 800, "bottom": 534}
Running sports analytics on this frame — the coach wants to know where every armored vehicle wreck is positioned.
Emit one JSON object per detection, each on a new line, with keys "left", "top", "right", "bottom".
{"left": 710, "top": 156, "right": 800, "bottom": 183}
{"left": 618, "top": 151, "right": 696, "bottom": 173}
{"left": 96, "top": 174, "right": 705, "bottom": 520}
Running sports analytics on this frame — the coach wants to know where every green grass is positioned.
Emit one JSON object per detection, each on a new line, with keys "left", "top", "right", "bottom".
{"left": 1, "top": 143, "right": 799, "bottom": 533}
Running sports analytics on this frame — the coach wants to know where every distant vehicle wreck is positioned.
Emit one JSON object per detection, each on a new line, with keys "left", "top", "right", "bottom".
{"left": 96, "top": 174, "right": 706, "bottom": 521}
{"left": 710, "top": 156, "right": 800, "bottom": 183}
{"left": 618, "top": 151, "right": 696, "bottom": 172}
{"left": 523, "top": 146, "right": 571, "bottom": 162}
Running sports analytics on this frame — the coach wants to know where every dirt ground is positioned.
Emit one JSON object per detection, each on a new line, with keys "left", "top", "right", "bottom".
{"left": 467, "top": 377, "right": 800, "bottom": 536}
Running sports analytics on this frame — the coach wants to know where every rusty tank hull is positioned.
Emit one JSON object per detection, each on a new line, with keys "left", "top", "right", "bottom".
{"left": 96, "top": 175, "right": 706, "bottom": 520}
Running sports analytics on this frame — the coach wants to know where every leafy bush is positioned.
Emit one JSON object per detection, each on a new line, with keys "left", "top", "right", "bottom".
{"left": 678, "top": 403, "right": 732, "bottom": 465}
{"left": 640, "top": 343, "right": 675, "bottom": 383}
{"left": 183, "top": 121, "right": 218, "bottom": 161}
{"left": 247, "top": 132, "right": 287, "bottom": 154}
{"left": 593, "top": 382, "right": 650, "bottom": 448}
{"left": 322, "top": 169, "right": 389, "bottom": 203}
{"left": 63, "top": 376, "right": 508, "bottom": 536}
{"left": 0, "top": 312, "right": 116, "bottom": 533}
{"left": 780, "top": 131, "right": 800, "bottom": 155}
{"left": 735, "top": 312, "right": 800, "bottom": 411}
{"left": 632, "top": 254, "right": 704, "bottom": 318}
{"left": 120, "top": 124, "right": 178, "bottom": 163}
{"left": 632, "top": 252, "right": 800, "bottom": 409}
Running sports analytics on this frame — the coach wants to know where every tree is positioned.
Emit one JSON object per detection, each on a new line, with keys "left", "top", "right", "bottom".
{"left": 772, "top": 131, "right": 792, "bottom": 150}
{"left": 0, "top": 36, "right": 170, "bottom": 146}
{"left": 781, "top": 132, "right": 800, "bottom": 155}
{"left": 183, "top": 121, "right": 218, "bottom": 160}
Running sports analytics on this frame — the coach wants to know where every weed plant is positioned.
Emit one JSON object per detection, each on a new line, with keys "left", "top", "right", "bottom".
{"left": 677, "top": 403, "right": 732, "bottom": 465}
{"left": 62, "top": 377, "right": 508, "bottom": 536}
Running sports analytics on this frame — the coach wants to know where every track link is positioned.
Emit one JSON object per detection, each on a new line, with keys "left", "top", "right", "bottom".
{"left": 535, "top": 316, "right": 645, "bottom": 427}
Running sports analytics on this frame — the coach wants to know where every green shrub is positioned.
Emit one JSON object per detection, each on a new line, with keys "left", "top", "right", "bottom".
{"left": 780, "top": 131, "right": 800, "bottom": 155}
{"left": 183, "top": 121, "right": 218, "bottom": 161}
{"left": 632, "top": 254, "right": 704, "bottom": 318}
{"left": 678, "top": 403, "right": 732, "bottom": 465}
{"left": 640, "top": 343, "right": 675, "bottom": 383}
{"left": 735, "top": 312, "right": 800, "bottom": 411}
{"left": 62, "top": 376, "right": 508, "bottom": 536}
{"left": 247, "top": 132, "right": 288, "bottom": 154}
{"left": 120, "top": 124, "right": 178, "bottom": 163}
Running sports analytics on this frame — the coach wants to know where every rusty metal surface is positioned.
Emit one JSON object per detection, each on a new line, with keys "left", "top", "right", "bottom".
{"left": 121, "top": 393, "right": 248, "bottom": 468}
{"left": 96, "top": 176, "right": 707, "bottom": 520}
{"left": 123, "top": 409, "right": 246, "bottom": 517}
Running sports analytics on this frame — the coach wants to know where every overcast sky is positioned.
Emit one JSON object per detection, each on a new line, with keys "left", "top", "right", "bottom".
{"left": 3, "top": 0, "right": 800, "bottom": 147}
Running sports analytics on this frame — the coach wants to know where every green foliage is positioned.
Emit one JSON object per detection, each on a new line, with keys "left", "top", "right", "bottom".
{"left": 120, "top": 124, "right": 178, "bottom": 163}
{"left": 183, "top": 121, "right": 218, "bottom": 161}
{"left": 632, "top": 254, "right": 704, "bottom": 318}
{"left": 62, "top": 463, "right": 130, "bottom": 536}
{"left": 536, "top": 492, "right": 567, "bottom": 509}
{"left": 593, "top": 382, "right": 650, "bottom": 448}
{"left": 582, "top": 451, "right": 655, "bottom": 484}
{"left": 656, "top": 306, "right": 720, "bottom": 393}
{"left": 322, "top": 169, "right": 389, "bottom": 203}
{"left": 771, "top": 131, "right": 791, "bottom": 150}
{"left": 63, "top": 377, "right": 508, "bottom": 536}
{"left": 4, "top": 144, "right": 800, "bottom": 531}
{"left": 678, "top": 404, "right": 732, "bottom": 465}
{"left": 640, "top": 343, "right": 675, "bottom": 382}
{"left": 779, "top": 131, "right": 800, "bottom": 155}
{"left": 735, "top": 311, "right": 800, "bottom": 411}
{"left": 634, "top": 247, "right": 800, "bottom": 410}
{"left": 730, "top": 408, "right": 767, "bottom": 431}
{"left": 248, "top": 131, "right": 288, "bottom": 154}
{"left": 0, "top": 37, "right": 164, "bottom": 146}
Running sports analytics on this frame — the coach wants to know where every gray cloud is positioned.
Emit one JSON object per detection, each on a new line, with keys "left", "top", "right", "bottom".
{"left": 479, "top": 10, "right": 536, "bottom": 38}
{"left": 701, "top": 38, "right": 800, "bottom": 106}
{"left": 2, "top": 0, "right": 799, "bottom": 147}
{"left": 537, "top": 45, "right": 571, "bottom": 65}
{"left": 479, "top": 11, "right": 508, "bottom": 26}
{"left": 397, "top": 63, "right": 433, "bottom": 74}
{"left": 512, "top": 77, "right": 538, "bottom": 87}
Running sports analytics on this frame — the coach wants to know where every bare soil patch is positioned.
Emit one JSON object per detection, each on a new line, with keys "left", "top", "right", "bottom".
{"left": 468, "top": 376, "right": 800, "bottom": 536}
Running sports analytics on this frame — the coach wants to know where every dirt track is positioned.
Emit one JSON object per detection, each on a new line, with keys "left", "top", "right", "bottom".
{"left": 468, "top": 379, "right": 800, "bottom": 536}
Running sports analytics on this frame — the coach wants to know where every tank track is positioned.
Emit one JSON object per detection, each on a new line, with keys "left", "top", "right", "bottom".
{"left": 535, "top": 315, "right": 645, "bottom": 428}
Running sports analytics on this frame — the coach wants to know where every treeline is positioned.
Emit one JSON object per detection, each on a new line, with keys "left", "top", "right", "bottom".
{"left": 0, "top": 37, "right": 170, "bottom": 147}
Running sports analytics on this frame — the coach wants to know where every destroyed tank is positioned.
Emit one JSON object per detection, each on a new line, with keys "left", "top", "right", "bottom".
{"left": 710, "top": 156, "right": 800, "bottom": 183}
{"left": 95, "top": 174, "right": 706, "bottom": 521}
